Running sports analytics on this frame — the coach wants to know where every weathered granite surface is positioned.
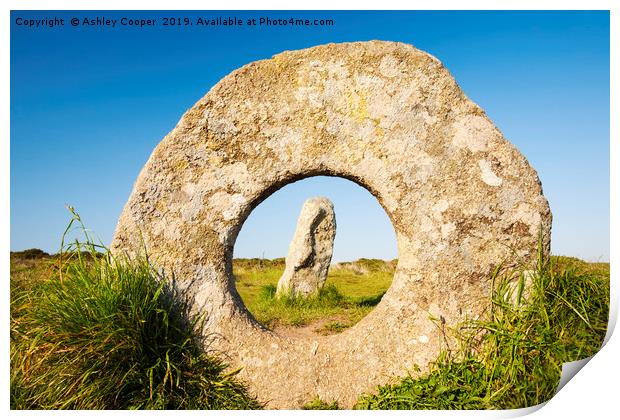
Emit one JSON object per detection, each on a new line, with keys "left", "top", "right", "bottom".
{"left": 276, "top": 197, "right": 336, "bottom": 299}
{"left": 111, "top": 41, "right": 552, "bottom": 408}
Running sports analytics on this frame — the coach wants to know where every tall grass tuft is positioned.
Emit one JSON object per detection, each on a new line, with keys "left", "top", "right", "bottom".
{"left": 10, "top": 210, "right": 261, "bottom": 409}
{"left": 355, "top": 246, "right": 609, "bottom": 409}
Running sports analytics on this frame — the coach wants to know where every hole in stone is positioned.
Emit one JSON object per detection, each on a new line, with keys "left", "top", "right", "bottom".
{"left": 233, "top": 176, "right": 397, "bottom": 338}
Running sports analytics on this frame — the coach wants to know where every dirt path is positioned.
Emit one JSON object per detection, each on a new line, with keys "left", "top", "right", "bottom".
{"left": 271, "top": 315, "right": 351, "bottom": 339}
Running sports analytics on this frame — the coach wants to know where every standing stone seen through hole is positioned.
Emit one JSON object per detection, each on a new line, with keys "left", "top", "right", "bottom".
{"left": 276, "top": 197, "right": 336, "bottom": 298}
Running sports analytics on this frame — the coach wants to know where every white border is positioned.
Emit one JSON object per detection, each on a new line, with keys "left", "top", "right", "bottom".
{"left": 1, "top": 0, "right": 616, "bottom": 10}
{"left": 3, "top": 2, "right": 617, "bottom": 419}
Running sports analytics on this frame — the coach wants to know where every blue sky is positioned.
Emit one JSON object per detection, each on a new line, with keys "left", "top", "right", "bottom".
{"left": 10, "top": 10, "right": 609, "bottom": 262}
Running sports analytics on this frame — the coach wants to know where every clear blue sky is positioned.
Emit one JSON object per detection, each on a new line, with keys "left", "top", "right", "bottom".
{"left": 10, "top": 11, "right": 609, "bottom": 262}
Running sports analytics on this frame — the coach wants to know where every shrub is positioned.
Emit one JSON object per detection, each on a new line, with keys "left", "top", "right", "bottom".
{"left": 10, "top": 248, "right": 50, "bottom": 259}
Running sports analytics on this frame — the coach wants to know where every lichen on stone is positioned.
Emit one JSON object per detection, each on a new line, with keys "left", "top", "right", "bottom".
{"left": 111, "top": 41, "right": 551, "bottom": 408}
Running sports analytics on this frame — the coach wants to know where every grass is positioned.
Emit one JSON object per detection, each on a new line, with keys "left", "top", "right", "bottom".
{"left": 249, "top": 283, "right": 384, "bottom": 331}
{"left": 302, "top": 397, "right": 340, "bottom": 410}
{"left": 10, "top": 212, "right": 261, "bottom": 409}
{"left": 354, "top": 253, "right": 610, "bottom": 409}
{"left": 233, "top": 259, "right": 392, "bottom": 330}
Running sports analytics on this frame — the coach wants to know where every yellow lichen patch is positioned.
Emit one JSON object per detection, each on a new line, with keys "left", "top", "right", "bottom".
{"left": 373, "top": 121, "right": 385, "bottom": 139}
{"left": 174, "top": 159, "right": 189, "bottom": 171}
{"left": 154, "top": 200, "right": 168, "bottom": 215}
{"left": 208, "top": 155, "right": 225, "bottom": 167}
{"left": 347, "top": 89, "right": 370, "bottom": 123}
{"left": 267, "top": 54, "right": 290, "bottom": 77}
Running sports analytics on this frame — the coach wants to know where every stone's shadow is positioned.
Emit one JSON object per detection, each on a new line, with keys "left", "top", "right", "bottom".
{"left": 356, "top": 292, "right": 386, "bottom": 307}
